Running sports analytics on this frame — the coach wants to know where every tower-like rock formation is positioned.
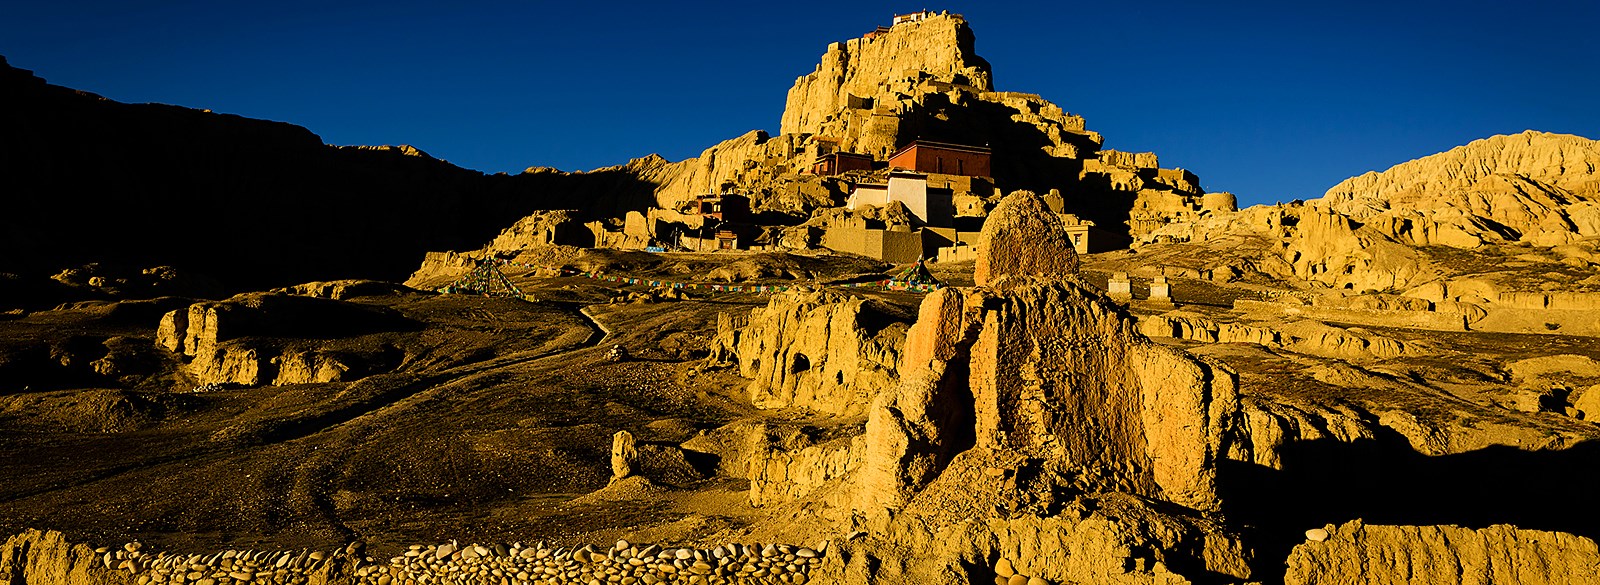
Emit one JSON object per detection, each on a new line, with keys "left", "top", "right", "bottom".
{"left": 777, "top": 191, "right": 1250, "bottom": 584}
{"left": 637, "top": 13, "right": 1215, "bottom": 244}
{"left": 857, "top": 191, "right": 1242, "bottom": 517}
{"left": 780, "top": 12, "right": 993, "bottom": 138}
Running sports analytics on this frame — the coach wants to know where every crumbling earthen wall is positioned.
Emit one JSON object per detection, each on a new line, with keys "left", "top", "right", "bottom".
{"left": 781, "top": 13, "right": 992, "bottom": 138}
{"left": 711, "top": 290, "right": 905, "bottom": 417}
{"left": 154, "top": 293, "right": 402, "bottom": 387}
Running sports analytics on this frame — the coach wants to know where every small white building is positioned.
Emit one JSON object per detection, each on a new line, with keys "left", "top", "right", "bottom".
{"left": 893, "top": 11, "right": 936, "bottom": 25}
{"left": 846, "top": 171, "right": 954, "bottom": 227}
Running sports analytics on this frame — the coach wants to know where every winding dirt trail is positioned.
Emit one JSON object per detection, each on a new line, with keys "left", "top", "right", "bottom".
{"left": 0, "top": 299, "right": 616, "bottom": 547}
{"left": 287, "top": 300, "right": 614, "bottom": 541}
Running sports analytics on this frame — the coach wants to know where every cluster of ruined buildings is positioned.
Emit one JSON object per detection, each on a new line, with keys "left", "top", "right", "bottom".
{"left": 548, "top": 11, "right": 1113, "bottom": 264}
{"left": 672, "top": 137, "right": 1097, "bottom": 263}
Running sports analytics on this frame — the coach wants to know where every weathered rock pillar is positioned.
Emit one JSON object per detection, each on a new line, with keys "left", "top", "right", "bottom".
{"left": 609, "top": 430, "right": 637, "bottom": 484}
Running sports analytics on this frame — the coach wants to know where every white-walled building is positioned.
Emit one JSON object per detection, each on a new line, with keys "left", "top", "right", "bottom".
{"left": 846, "top": 171, "right": 954, "bottom": 227}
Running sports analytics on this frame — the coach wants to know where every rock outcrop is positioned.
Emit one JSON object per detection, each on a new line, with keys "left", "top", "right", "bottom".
{"left": 973, "top": 190, "right": 1081, "bottom": 285}
{"left": 711, "top": 290, "right": 907, "bottom": 416}
{"left": 1139, "top": 311, "right": 1281, "bottom": 347}
{"left": 858, "top": 190, "right": 1243, "bottom": 510}
{"left": 1140, "top": 311, "right": 1418, "bottom": 361}
{"left": 780, "top": 12, "right": 993, "bottom": 140}
{"left": 1285, "top": 520, "right": 1600, "bottom": 584}
{"left": 272, "top": 280, "right": 417, "bottom": 301}
{"left": 856, "top": 279, "right": 1242, "bottom": 516}
{"left": 1138, "top": 131, "right": 1600, "bottom": 291}
{"left": 647, "top": 132, "right": 826, "bottom": 211}
{"left": 155, "top": 292, "right": 411, "bottom": 386}
{"left": 744, "top": 191, "right": 1251, "bottom": 584}
{"left": 1324, "top": 131, "right": 1600, "bottom": 246}
{"left": 748, "top": 435, "right": 858, "bottom": 508}
{"left": 481, "top": 210, "right": 596, "bottom": 252}
{"left": 0, "top": 529, "right": 132, "bottom": 585}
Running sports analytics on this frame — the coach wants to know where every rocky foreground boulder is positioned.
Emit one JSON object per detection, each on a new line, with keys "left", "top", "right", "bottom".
{"left": 724, "top": 191, "right": 1250, "bottom": 584}
{"left": 972, "top": 190, "right": 1082, "bottom": 284}
{"left": 1286, "top": 520, "right": 1600, "bottom": 584}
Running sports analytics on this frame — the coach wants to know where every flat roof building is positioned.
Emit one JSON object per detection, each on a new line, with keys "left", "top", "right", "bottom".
{"left": 888, "top": 140, "right": 992, "bottom": 178}
{"left": 893, "top": 11, "right": 936, "bottom": 25}
{"left": 809, "top": 152, "right": 875, "bottom": 176}
{"left": 846, "top": 171, "right": 955, "bottom": 228}
{"left": 691, "top": 194, "right": 750, "bottom": 224}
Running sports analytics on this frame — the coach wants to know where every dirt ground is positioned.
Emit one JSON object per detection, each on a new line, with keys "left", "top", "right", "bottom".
{"left": 3, "top": 248, "right": 1599, "bottom": 575}
{"left": 0, "top": 252, "right": 923, "bottom": 558}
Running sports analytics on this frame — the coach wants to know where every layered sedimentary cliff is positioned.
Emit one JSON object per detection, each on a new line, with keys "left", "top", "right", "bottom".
{"left": 1324, "top": 130, "right": 1600, "bottom": 246}
{"left": 1140, "top": 131, "right": 1600, "bottom": 291}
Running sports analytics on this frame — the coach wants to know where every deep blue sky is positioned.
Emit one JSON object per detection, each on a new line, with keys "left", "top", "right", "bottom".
{"left": 4, "top": 1, "right": 1597, "bottom": 206}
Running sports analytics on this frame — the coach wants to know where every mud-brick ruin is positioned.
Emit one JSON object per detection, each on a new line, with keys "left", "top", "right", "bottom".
{"left": 5, "top": 8, "right": 1600, "bottom": 585}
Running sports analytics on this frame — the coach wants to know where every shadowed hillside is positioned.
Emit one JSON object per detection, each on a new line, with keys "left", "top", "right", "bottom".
{"left": 0, "top": 56, "right": 658, "bottom": 290}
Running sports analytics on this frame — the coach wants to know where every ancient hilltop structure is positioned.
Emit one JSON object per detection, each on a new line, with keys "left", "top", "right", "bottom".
{"left": 627, "top": 12, "right": 1231, "bottom": 252}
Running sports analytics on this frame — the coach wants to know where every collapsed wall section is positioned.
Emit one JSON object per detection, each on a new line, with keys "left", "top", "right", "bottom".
{"left": 710, "top": 290, "right": 907, "bottom": 417}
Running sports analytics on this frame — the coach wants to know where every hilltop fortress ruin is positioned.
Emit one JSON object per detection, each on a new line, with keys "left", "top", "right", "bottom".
{"left": 0, "top": 11, "right": 1230, "bottom": 284}
{"left": 525, "top": 11, "right": 1233, "bottom": 264}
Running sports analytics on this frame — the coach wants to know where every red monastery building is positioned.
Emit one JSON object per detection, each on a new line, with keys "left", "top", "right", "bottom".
{"left": 888, "top": 140, "right": 992, "bottom": 178}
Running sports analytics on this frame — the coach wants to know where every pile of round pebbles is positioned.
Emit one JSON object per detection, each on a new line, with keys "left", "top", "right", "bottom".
{"left": 100, "top": 539, "right": 827, "bottom": 585}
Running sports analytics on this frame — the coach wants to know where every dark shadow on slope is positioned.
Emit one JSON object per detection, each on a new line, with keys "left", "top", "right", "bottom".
{"left": 1218, "top": 430, "right": 1600, "bottom": 583}
{"left": 0, "top": 57, "right": 660, "bottom": 291}
{"left": 896, "top": 92, "right": 1137, "bottom": 247}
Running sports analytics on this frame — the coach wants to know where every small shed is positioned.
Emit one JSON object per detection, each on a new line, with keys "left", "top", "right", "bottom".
{"left": 810, "top": 152, "right": 875, "bottom": 176}
{"left": 693, "top": 194, "right": 751, "bottom": 224}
